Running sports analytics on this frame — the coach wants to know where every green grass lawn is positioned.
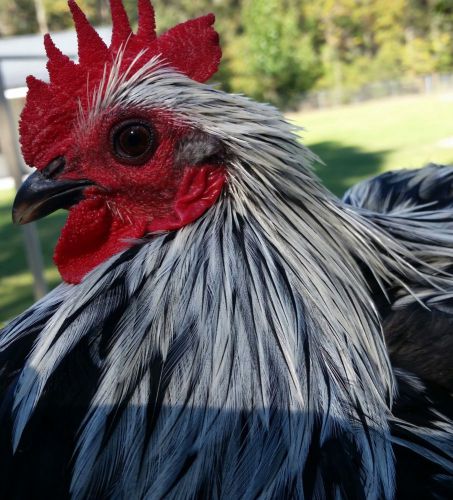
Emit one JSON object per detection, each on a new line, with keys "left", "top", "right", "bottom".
{"left": 0, "top": 189, "right": 65, "bottom": 324}
{"left": 290, "top": 93, "right": 453, "bottom": 194}
{"left": 2, "top": 92, "right": 453, "bottom": 324}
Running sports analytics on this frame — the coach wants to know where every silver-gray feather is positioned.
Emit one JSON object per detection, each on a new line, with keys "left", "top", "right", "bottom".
{"left": 3, "top": 56, "right": 453, "bottom": 499}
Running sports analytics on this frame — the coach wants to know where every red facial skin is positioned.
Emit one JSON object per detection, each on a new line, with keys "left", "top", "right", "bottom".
{"left": 53, "top": 108, "right": 225, "bottom": 284}
{"left": 18, "top": 0, "right": 224, "bottom": 284}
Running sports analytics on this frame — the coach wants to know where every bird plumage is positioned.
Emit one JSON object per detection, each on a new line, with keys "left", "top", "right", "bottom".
{"left": 2, "top": 1, "right": 453, "bottom": 498}
{"left": 344, "top": 165, "right": 453, "bottom": 498}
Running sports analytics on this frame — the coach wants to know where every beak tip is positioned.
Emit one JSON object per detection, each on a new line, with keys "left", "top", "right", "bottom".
{"left": 11, "top": 162, "right": 93, "bottom": 225}
{"left": 12, "top": 208, "right": 25, "bottom": 225}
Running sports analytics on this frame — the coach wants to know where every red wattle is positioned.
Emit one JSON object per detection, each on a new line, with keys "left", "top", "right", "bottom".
{"left": 54, "top": 198, "right": 147, "bottom": 284}
{"left": 54, "top": 166, "right": 225, "bottom": 284}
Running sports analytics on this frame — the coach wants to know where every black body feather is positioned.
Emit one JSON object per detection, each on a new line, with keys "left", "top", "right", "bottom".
{"left": 2, "top": 163, "right": 453, "bottom": 498}
{"left": 345, "top": 164, "right": 453, "bottom": 499}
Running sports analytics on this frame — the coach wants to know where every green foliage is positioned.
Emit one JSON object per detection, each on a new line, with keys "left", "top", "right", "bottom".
{"left": 238, "top": 0, "right": 320, "bottom": 106}
{"left": 0, "top": 0, "right": 38, "bottom": 35}
{"left": 0, "top": 189, "right": 63, "bottom": 324}
{"left": 1, "top": 0, "right": 453, "bottom": 107}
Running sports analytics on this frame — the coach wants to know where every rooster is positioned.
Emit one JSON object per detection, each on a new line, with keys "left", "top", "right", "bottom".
{"left": 1, "top": 1, "right": 453, "bottom": 498}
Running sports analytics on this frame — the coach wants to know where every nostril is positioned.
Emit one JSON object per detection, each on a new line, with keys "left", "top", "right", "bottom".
{"left": 41, "top": 156, "right": 66, "bottom": 179}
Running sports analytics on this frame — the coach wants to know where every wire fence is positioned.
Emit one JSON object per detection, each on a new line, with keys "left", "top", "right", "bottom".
{"left": 298, "top": 73, "right": 453, "bottom": 110}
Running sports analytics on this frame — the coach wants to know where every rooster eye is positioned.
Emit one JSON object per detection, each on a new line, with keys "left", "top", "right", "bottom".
{"left": 111, "top": 120, "right": 156, "bottom": 165}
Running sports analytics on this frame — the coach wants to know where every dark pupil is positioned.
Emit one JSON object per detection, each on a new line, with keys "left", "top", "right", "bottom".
{"left": 118, "top": 125, "right": 150, "bottom": 157}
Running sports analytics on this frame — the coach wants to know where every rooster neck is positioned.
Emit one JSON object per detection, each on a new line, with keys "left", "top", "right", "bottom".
{"left": 9, "top": 61, "right": 435, "bottom": 499}
{"left": 7, "top": 70, "right": 434, "bottom": 494}
{"left": 4, "top": 194, "right": 401, "bottom": 499}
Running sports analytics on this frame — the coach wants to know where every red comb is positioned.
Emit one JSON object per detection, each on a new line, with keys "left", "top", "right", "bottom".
{"left": 19, "top": 0, "right": 221, "bottom": 169}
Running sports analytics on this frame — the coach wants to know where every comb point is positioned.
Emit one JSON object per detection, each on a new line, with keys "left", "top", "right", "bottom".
{"left": 44, "top": 33, "right": 62, "bottom": 59}
{"left": 68, "top": 0, "right": 109, "bottom": 66}
{"left": 137, "top": 0, "right": 156, "bottom": 43}
{"left": 26, "top": 75, "right": 49, "bottom": 93}
{"left": 44, "top": 34, "right": 77, "bottom": 85}
{"left": 110, "top": 0, "right": 133, "bottom": 50}
{"left": 156, "top": 14, "right": 221, "bottom": 83}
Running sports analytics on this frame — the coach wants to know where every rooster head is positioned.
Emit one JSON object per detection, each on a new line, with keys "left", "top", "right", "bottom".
{"left": 13, "top": 0, "right": 225, "bottom": 284}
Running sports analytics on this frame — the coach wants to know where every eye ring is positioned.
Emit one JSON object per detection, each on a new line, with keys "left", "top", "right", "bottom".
{"left": 110, "top": 119, "right": 157, "bottom": 165}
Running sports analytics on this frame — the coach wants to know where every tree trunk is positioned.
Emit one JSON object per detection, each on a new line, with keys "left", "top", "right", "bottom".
{"left": 33, "top": 0, "right": 48, "bottom": 34}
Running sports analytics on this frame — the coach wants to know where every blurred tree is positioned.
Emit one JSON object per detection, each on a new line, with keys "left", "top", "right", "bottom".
{"left": 239, "top": 0, "right": 320, "bottom": 106}
{"left": 307, "top": 0, "right": 407, "bottom": 94}
{"left": 0, "top": 0, "right": 38, "bottom": 35}
{"left": 43, "top": 0, "right": 97, "bottom": 30}
{"left": 33, "top": 0, "right": 48, "bottom": 33}
{"left": 1, "top": 0, "right": 453, "bottom": 108}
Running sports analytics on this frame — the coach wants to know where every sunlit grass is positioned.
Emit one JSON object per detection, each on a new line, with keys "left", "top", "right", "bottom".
{"left": 290, "top": 92, "right": 453, "bottom": 194}
{"left": 0, "top": 189, "right": 64, "bottom": 325}
{"left": 2, "top": 92, "right": 453, "bottom": 324}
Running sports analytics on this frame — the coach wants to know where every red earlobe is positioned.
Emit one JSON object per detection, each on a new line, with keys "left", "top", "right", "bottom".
{"left": 156, "top": 14, "right": 221, "bottom": 82}
{"left": 149, "top": 166, "right": 226, "bottom": 231}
